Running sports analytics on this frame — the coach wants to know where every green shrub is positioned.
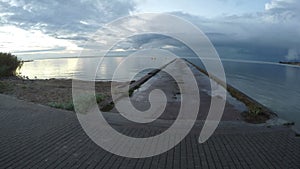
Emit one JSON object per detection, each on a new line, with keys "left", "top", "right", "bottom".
{"left": 248, "top": 105, "right": 262, "bottom": 117}
{"left": 49, "top": 94, "right": 106, "bottom": 112}
{"left": 48, "top": 101, "right": 74, "bottom": 111}
{"left": 96, "top": 94, "right": 106, "bottom": 103}
{"left": 0, "top": 52, "right": 23, "bottom": 77}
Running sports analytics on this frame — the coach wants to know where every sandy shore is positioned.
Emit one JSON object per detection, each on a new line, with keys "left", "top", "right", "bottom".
{"left": 0, "top": 78, "right": 112, "bottom": 109}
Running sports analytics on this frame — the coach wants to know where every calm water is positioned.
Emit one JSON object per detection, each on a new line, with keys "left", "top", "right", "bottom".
{"left": 19, "top": 57, "right": 300, "bottom": 130}
{"left": 187, "top": 58, "right": 300, "bottom": 131}
{"left": 19, "top": 57, "right": 172, "bottom": 81}
{"left": 226, "top": 60, "right": 300, "bottom": 131}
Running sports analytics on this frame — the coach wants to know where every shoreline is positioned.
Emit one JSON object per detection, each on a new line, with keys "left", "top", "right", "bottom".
{"left": 0, "top": 59, "right": 285, "bottom": 124}
{"left": 184, "top": 59, "right": 279, "bottom": 123}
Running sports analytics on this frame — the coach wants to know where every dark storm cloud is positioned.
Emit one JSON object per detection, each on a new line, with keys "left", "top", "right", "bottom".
{"left": 169, "top": 0, "right": 300, "bottom": 61}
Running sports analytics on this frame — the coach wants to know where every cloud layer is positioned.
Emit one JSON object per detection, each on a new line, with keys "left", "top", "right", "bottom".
{"left": 168, "top": 0, "right": 300, "bottom": 61}
{"left": 0, "top": 0, "right": 136, "bottom": 58}
{"left": 0, "top": 0, "right": 299, "bottom": 61}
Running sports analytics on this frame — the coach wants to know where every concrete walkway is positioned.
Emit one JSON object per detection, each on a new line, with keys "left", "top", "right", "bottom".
{"left": 0, "top": 60, "right": 299, "bottom": 169}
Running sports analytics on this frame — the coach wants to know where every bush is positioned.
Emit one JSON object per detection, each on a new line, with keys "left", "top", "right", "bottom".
{"left": 0, "top": 52, "right": 23, "bottom": 77}
{"left": 248, "top": 105, "right": 262, "bottom": 117}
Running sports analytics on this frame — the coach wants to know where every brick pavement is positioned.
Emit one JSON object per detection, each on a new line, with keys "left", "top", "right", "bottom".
{"left": 0, "top": 98, "right": 299, "bottom": 169}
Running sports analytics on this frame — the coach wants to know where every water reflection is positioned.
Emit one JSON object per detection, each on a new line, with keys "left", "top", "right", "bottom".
{"left": 19, "top": 58, "right": 79, "bottom": 79}
{"left": 19, "top": 56, "right": 172, "bottom": 81}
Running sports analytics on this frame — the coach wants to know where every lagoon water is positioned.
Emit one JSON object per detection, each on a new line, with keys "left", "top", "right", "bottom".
{"left": 19, "top": 57, "right": 300, "bottom": 131}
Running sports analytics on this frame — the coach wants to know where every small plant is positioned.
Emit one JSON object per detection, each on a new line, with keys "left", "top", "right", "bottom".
{"left": 248, "top": 105, "right": 262, "bottom": 117}
{"left": 48, "top": 101, "right": 74, "bottom": 111}
{"left": 242, "top": 105, "right": 269, "bottom": 124}
{"left": 0, "top": 52, "right": 23, "bottom": 77}
{"left": 100, "top": 102, "right": 115, "bottom": 112}
{"left": 96, "top": 94, "right": 106, "bottom": 103}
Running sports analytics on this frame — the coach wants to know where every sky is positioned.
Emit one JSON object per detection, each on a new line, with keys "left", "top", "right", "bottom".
{"left": 0, "top": 0, "right": 299, "bottom": 61}
{"left": 134, "top": 0, "right": 270, "bottom": 17}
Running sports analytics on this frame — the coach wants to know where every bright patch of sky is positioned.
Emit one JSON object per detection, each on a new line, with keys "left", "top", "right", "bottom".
{"left": 0, "top": 25, "right": 81, "bottom": 54}
{"left": 134, "top": 0, "right": 270, "bottom": 17}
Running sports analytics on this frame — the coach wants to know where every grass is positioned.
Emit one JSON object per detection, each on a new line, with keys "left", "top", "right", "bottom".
{"left": 242, "top": 105, "right": 269, "bottom": 124}
{"left": 48, "top": 94, "right": 107, "bottom": 112}
{"left": 0, "top": 52, "right": 23, "bottom": 77}
{"left": 48, "top": 101, "right": 74, "bottom": 111}
{"left": 248, "top": 106, "right": 262, "bottom": 117}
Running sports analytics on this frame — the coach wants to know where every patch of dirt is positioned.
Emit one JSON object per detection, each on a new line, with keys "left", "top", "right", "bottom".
{"left": 0, "top": 78, "right": 112, "bottom": 107}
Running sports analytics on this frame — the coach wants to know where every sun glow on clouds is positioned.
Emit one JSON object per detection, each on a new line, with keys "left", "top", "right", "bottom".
{"left": 0, "top": 25, "right": 82, "bottom": 58}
